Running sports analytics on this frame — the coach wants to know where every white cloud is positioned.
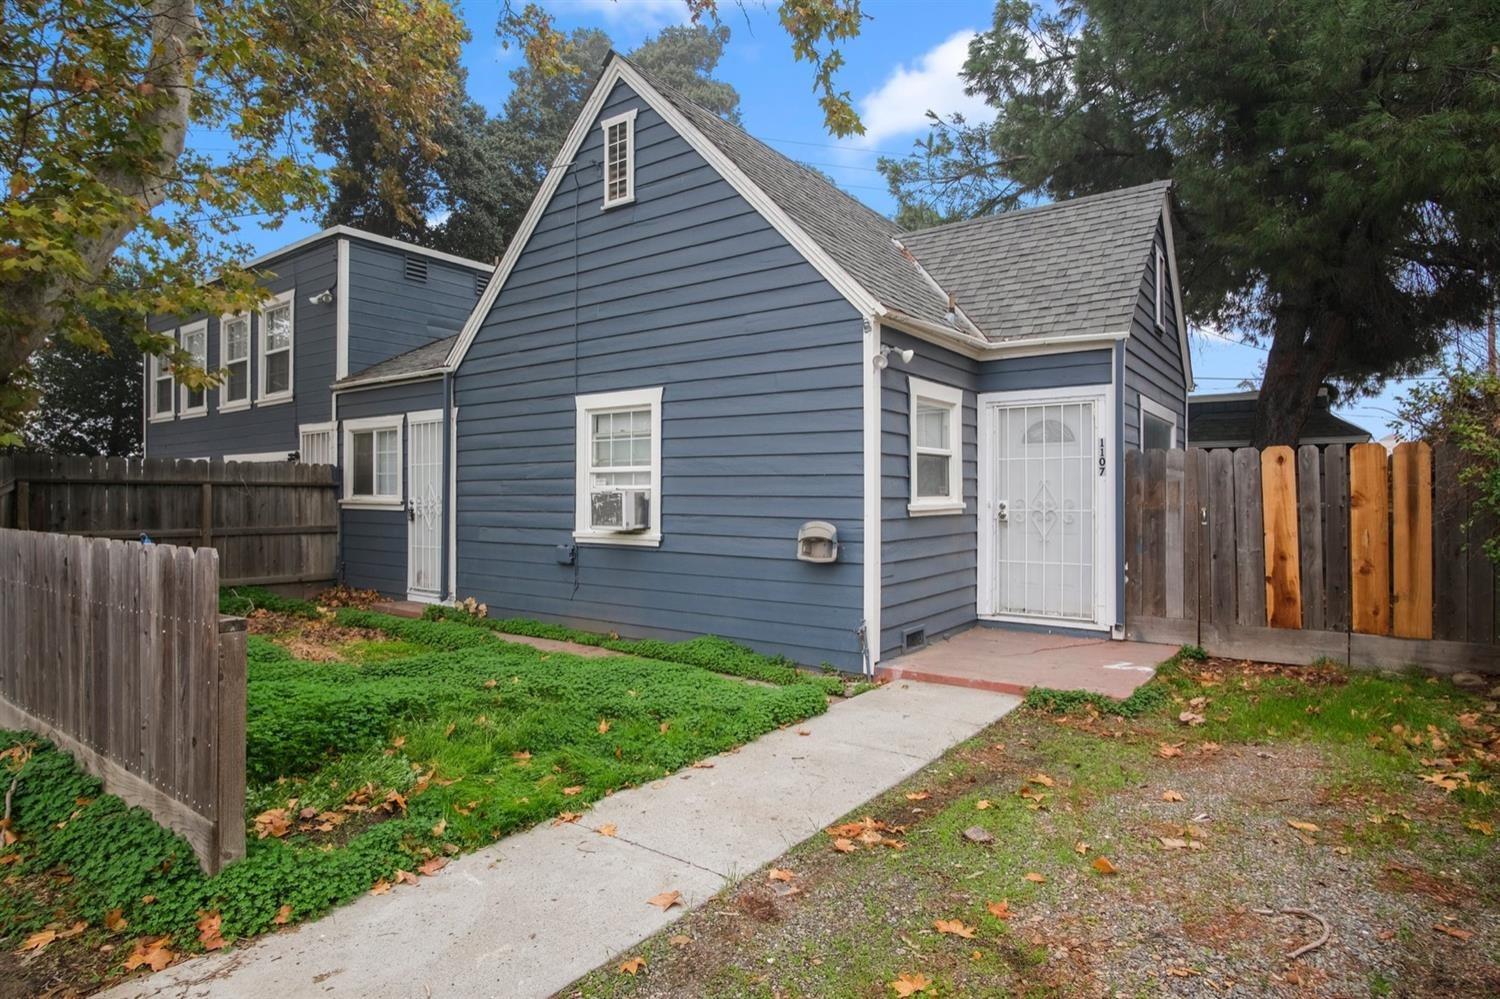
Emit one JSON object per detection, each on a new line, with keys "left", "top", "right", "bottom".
{"left": 853, "top": 29, "right": 990, "bottom": 149}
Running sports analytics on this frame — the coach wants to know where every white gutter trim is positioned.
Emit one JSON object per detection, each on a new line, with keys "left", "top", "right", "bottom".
{"left": 332, "top": 369, "right": 445, "bottom": 393}
{"left": 242, "top": 225, "right": 493, "bottom": 273}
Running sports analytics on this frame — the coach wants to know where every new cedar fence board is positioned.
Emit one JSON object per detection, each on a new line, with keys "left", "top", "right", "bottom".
{"left": 1124, "top": 443, "right": 1498, "bottom": 674}
{"left": 0, "top": 455, "right": 338, "bottom": 590}
{"left": 0, "top": 529, "right": 246, "bottom": 873}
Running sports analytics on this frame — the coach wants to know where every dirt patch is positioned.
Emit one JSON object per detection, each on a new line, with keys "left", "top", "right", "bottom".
{"left": 261, "top": 619, "right": 389, "bottom": 661}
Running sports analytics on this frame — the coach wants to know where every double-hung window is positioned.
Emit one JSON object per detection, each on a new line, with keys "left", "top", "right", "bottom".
{"left": 258, "top": 289, "right": 294, "bottom": 403}
{"left": 575, "top": 386, "right": 662, "bottom": 545}
{"left": 148, "top": 342, "right": 174, "bottom": 422}
{"left": 343, "top": 417, "right": 402, "bottom": 506}
{"left": 600, "top": 109, "right": 636, "bottom": 209}
{"left": 220, "top": 313, "right": 251, "bottom": 411}
{"left": 178, "top": 320, "right": 208, "bottom": 417}
{"left": 908, "top": 377, "right": 964, "bottom": 516}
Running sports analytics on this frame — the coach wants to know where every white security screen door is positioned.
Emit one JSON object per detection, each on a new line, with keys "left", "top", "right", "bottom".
{"left": 407, "top": 413, "right": 443, "bottom": 598}
{"left": 988, "top": 398, "right": 1099, "bottom": 623}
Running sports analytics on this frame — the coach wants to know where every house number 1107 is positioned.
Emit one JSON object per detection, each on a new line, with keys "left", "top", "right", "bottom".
{"left": 1098, "top": 439, "right": 1106, "bottom": 476}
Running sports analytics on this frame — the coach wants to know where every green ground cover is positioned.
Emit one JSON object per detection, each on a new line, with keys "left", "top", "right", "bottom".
{"left": 0, "top": 610, "right": 831, "bottom": 994}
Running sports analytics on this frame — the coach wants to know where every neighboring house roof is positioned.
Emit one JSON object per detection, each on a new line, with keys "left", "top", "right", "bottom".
{"left": 900, "top": 181, "right": 1174, "bottom": 344}
{"left": 336, "top": 334, "right": 457, "bottom": 390}
{"left": 242, "top": 225, "right": 494, "bottom": 273}
{"left": 1186, "top": 391, "right": 1372, "bottom": 448}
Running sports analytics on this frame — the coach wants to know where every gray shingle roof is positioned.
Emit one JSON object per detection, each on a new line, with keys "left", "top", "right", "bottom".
{"left": 900, "top": 181, "right": 1173, "bottom": 343}
{"left": 630, "top": 59, "right": 960, "bottom": 331}
{"left": 337, "top": 334, "right": 457, "bottom": 387}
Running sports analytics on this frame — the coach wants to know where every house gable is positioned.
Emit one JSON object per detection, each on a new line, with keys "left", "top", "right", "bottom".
{"left": 450, "top": 75, "right": 868, "bottom": 669}
{"left": 1122, "top": 206, "right": 1192, "bottom": 450}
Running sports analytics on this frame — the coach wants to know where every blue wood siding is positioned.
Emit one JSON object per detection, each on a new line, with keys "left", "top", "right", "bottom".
{"left": 345, "top": 243, "right": 486, "bottom": 375}
{"left": 878, "top": 333, "right": 1114, "bottom": 656}
{"left": 145, "top": 239, "right": 338, "bottom": 458}
{"left": 334, "top": 377, "right": 447, "bottom": 596}
{"left": 1122, "top": 221, "right": 1188, "bottom": 449}
{"left": 454, "top": 79, "right": 866, "bottom": 669}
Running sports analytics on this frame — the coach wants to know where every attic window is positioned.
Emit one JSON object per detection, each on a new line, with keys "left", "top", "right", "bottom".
{"left": 600, "top": 109, "right": 637, "bottom": 209}
{"left": 404, "top": 255, "right": 428, "bottom": 284}
{"left": 474, "top": 271, "right": 490, "bottom": 297}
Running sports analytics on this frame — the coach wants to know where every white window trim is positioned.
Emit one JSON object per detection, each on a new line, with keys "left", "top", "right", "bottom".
{"left": 148, "top": 341, "right": 175, "bottom": 423}
{"left": 1139, "top": 395, "right": 1178, "bottom": 449}
{"left": 218, "top": 311, "right": 252, "bottom": 412}
{"left": 177, "top": 319, "right": 209, "bottom": 419}
{"left": 341, "top": 414, "right": 404, "bottom": 508}
{"left": 907, "top": 376, "right": 965, "bottom": 516}
{"left": 574, "top": 385, "right": 662, "bottom": 547}
{"left": 599, "top": 108, "right": 637, "bottom": 209}
{"left": 1154, "top": 245, "right": 1167, "bottom": 329}
{"left": 298, "top": 421, "right": 338, "bottom": 464}
{"left": 257, "top": 288, "right": 295, "bottom": 405}
{"left": 224, "top": 451, "right": 291, "bottom": 463}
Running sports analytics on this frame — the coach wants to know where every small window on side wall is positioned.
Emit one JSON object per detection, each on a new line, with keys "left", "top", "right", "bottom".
{"left": 1140, "top": 396, "right": 1177, "bottom": 451}
{"left": 1154, "top": 245, "right": 1167, "bottom": 331}
{"left": 574, "top": 386, "right": 662, "bottom": 546}
{"left": 600, "top": 109, "right": 637, "bottom": 209}
{"left": 343, "top": 417, "right": 402, "bottom": 505}
{"left": 908, "top": 376, "right": 964, "bottom": 516}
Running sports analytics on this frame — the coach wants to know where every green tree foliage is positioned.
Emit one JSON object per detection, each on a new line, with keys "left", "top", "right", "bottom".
{"left": 317, "top": 24, "right": 742, "bottom": 264}
{"left": 0, "top": 1, "right": 468, "bottom": 445}
{"left": 20, "top": 289, "right": 143, "bottom": 457}
{"left": 880, "top": 1, "right": 1500, "bottom": 445}
{"left": 1398, "top": 366, "right": 1500, "bottom": 563}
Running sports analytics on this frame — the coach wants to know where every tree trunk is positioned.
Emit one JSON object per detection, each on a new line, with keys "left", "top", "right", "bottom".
{"left": 1251, "top": 312, "right": 1347, "bottom": 447}
{"left": 0, "top": 0, "right": 198, "bottom": 412}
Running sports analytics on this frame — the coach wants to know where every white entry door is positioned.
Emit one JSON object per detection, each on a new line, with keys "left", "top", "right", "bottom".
{"left": 406, "top": 411, "right": 444, "bottom": 599}
{"left": 980, "top": 387, "right": 1114, "bottom": 628}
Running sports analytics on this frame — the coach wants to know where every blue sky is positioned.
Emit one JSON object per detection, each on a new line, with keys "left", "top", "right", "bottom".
{"left": 231, "top": 0, "right": 1429, "bottom": 437}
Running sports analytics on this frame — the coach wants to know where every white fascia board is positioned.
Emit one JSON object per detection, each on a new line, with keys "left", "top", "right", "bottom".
{"left": 335, "top": 238, "right": 350, "bottom": 379}
{"left": 445, "top": 57, "right": 885, "bottom": 372}
{"left": 331, "top": 370, "right": 445, "bottom": 393}
{"left": 1159, "top": 202, "right": 1194, "bottom": 391}
{"left": 242, "top": 225, "right": 493, "bottom": 273}
{"left": 880, "top": 312, "right": 1129, "bottom": 361}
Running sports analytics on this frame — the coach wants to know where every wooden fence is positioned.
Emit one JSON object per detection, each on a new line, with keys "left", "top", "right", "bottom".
{"left": 0, "top": 529, "right": 247, "bottom": 873}
{"left": 0, "top": 455, "right": 338, "bottom": 590}
{"left": 1125, "top": 442, "right": 1499, "bottom": 673}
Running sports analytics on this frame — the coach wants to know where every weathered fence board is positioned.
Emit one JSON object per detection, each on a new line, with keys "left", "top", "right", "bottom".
{"left": 0, "top": 455, "right": 338, "bottom": 590}
{"left": 0, "top": 529, "right": 246, "bottom": 872}
{"left": 1126, "top": 443, "right": 1497, "bottom": 674}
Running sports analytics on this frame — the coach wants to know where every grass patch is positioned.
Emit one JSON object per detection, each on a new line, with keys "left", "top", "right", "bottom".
{"left": 416, "top": 604, "right": 850, "bottom": 695}
{"left": 219, "top": 586, "right": 320, "bottom": 619}
{"left": 0, "top": 618, "right": 830, "bottom": 985}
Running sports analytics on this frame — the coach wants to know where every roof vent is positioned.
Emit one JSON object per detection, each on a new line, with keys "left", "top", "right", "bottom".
{"left": 475, "top": 271, "right": 490, "bottom": 297}
{"left": 403, "top": 255, "right": 428, "bottom": 283}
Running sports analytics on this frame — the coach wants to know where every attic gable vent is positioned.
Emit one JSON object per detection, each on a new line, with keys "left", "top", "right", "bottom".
{"left": 474, "top": 271, "right": 490, "bottom": 297}
{"left": 403, "top": 255, "right": 428, "bottom": 283}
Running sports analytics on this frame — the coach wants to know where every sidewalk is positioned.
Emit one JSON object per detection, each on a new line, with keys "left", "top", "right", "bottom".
{"left": 102, "top": 681, "right": 1019, "bottom": 999}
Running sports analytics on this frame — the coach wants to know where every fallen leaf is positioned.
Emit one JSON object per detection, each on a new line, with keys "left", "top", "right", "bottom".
{"left": 832, "top": 837, "right": 858, "bottom": 853}
{"left": 598, "top": 719, "right": 611, "bottom": 734}
{"left": 1467, "top": 819, "right": 1494, "bottom": 836}
{"left": 122, "top": 935, "right": 174, "bottom": 972}
{"left": 905, "top": 791, "right": 931, "bottom": 801}
{"left": 431, "top": 819, "right": 447, "bottom": 837}
{"left": 552, "top": 811, "right": 582, "bottom": 825}
{"left": 1073, "top": 841, "right": 1089, "bottom": 855}
{"left": 444, "top": 722, "right": 457, "bottom": 737}
{"left": 1159, "top": 837, "right": 1188, "bottom": 850}
{"left": 391, "top": 735, "right": 406, "bottom": 749}
{"left": 934, "top": 918, "right": 976, "bottom": 939}
{"left": 690, "top": 761, "right": 715, "bottom": 769}
{"left": 562, "top": 785, "right": 583, "bottom": 796}
{"left": 483, "top": 679, "right": 497, "bottom": 689}
{"left": 669, "top": 934, "right": 691, "bottom": 946}
{"left": 962, "top": 826, "right": 994, "bottom": 844}
{"left": 1092, "top": 856, "right": 1118, "bottom": 875}
{"left": 1158, "top": 742, "right": 1184, "bottom": 759}
{"left": 1286, "top": 819, "right": 1320, "bottom": 833}
{"left": 1161, "top": 789, "right": 1184, "bottom": 802}
{"left": 975, "top": 799, "right": 992, "bottom": 810}
{"left": 1178, "top": 711, "right": 1205, "bottom": 726}
{"left": 890, "top": 971, "right": 932, "bottom": 996}
{"left": 369, "top": 879, "right": 392, "bottom": 895}
{"left": 646, "top": 889, "right": 682, "bottom": 910}
{"left": 253, "top": 808, "right": 290, "bottom": 839}
{"left": 1434, "top": 923, "right": 1473, "bottom": 942}
{"left": 618, "top": 955, "right": 646, "bottom": 975}
{"left": 418, "top": 856, "right": 448, "bottom": 877}
{"left": 659, "top": 722, "right": 670, "bottom": 733}
{"left": 797, "top": 729, "right": 811, "bottom": 736}
{"left": 21, "top": 928, "right": 57, "bottom": 952}
{"left": 1024, "top": 872, "right": 1046, "bottom": 883}
{"left": 394, "top": 870, "right": 419, "bottom": 886}
{"left": 597, "top": 823, "right": 618, "bottom": 837}
{"left": 768, "top": 868, "right": 796, "bottom": 882}
{"left": 1028, "top": 773, "right": 1056, "bottom": 787}
{"left": 105, "top": 909, "right": 128, "bottom": 932}
{"left": 986, "top": 900, "right": 1012, "bottom": 920}
{"left": 196, "top": 912, "right": 226, "bottom": 951}
{"left": 272, "top": 904, "right": 293, "bottom": 925}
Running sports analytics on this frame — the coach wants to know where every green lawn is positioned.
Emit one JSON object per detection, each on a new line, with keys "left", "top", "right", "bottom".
{"left": 0, "top": 608, "right": 832, "bottom": 994}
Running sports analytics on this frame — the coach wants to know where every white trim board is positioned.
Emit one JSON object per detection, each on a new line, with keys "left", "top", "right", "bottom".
{"left": 335, "top": 238, "right": 350, "bottom": 380}
{"left": 976, "top": 382, "right": 1118, "bottom": 634}
{"left": 1159, "top": 203, "right": 1195, "bottom": 391}
{"left": 1138, "top": 394, "right": 1179, "bottom": 448}
{"left": 242, "top": 225, "right": 493, "bottom": 274}
{"left": 860, "top": 315, "right": 882, "bottom": 673}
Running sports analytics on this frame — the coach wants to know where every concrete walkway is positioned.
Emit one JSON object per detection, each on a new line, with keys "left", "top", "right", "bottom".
{"left": 103, "top": 681, "right": 1019, "bottom": 999}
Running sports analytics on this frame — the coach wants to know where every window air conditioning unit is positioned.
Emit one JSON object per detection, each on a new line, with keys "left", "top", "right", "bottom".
{"left": 590, "top": 487, "right": 650, "bottom": 532}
